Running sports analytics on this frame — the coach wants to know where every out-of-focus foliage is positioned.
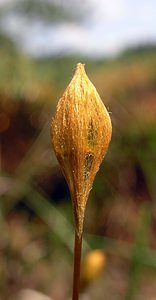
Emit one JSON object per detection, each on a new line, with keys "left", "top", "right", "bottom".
{"left": 0, "top": 0, "right": 89, "bottom": 24}
{"left": 1, "top": 29, "right": 156, "bottom": 299}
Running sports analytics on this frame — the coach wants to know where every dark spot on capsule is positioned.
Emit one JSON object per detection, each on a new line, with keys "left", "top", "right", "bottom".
{"left": 84, "top": 153, "right": 94, "bottom": 182}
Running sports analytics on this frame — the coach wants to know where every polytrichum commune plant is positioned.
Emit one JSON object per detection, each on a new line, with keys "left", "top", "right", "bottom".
{"left": 51, "top": 63, "right": 112, "bottom": 300}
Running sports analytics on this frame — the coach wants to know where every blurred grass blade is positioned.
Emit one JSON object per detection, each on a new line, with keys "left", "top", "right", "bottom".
{"left": 125, "top": 204, "right": 152, "bottom": 300}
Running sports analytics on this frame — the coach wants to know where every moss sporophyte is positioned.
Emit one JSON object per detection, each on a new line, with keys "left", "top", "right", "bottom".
{"left": 51, "top": 63, "right": 112, "bottom": 300}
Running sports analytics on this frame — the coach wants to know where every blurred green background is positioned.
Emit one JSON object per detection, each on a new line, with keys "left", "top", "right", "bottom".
{"left": 0, "top": 1, "right": 156, "bottom": 299}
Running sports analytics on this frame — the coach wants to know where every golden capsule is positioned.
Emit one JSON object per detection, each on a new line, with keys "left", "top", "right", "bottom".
{"left": 51, "top": 63, "right": 112, "bottom": 236}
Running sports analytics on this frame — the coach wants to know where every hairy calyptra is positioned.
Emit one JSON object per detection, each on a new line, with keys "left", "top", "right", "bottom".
{"left": 51, "top": 63, "right": 112, "bottom": 299}
{"left": 51, "top": 63, "right": 112, "bottom": 235}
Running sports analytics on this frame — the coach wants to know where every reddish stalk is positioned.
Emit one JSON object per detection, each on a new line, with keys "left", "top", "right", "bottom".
{"left": 72, "top": 230, "right": 82, "bottom": 300}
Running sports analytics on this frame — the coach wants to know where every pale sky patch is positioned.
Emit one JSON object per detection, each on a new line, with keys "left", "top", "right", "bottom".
{"left": 0, "top": 0, "right": 156, "bottom": 57}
